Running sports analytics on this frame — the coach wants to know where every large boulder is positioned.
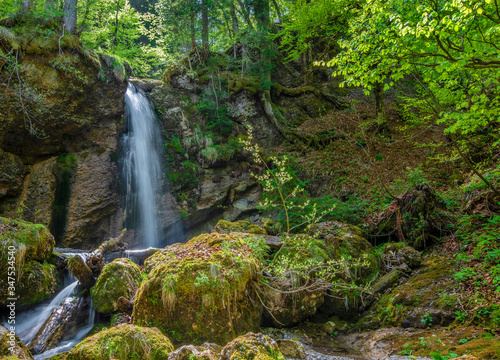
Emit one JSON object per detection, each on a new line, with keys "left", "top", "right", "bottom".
{"left": 64, "top": 324, "right": 174, "bottom": 360}
{"left": 91, "top": 258, "right": 142, "bottom": 314}
{"left": 0, "top": 325, "right": 33, "bottom": 360}
{"left": 133, "top": 233, "right": 265, "bottom": 344}
{"left": 263, "top": 223, "right": 383, "bottom": 324}
{"left": 0, "top": 218, "right": 58, "bottom": 306}
{"left": 357, "top": 255, "right": 458, "bottom": 330}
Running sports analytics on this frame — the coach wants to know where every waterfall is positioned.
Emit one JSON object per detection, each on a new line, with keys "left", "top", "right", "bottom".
{"left": 10, "top": 280, "right": 78, "bottom": 345}
{"left": 122, "top": 83, "right": 163, "bottom": 248}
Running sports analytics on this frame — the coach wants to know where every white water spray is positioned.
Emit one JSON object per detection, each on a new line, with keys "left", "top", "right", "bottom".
{"left": 123, "top": 83, "right": 163, "bottom": 248}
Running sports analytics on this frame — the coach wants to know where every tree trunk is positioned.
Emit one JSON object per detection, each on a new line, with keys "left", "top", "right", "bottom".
{"left": 236, "top": 0, "right": 254, "bottom": 30}
{"left": 374, "top": 82, "right": 387, "bottom": 125}
{"left": 230, "top": 1, "right": 239, "bottom": 36}
{"left": 190, "top": 0, "right": 196, "bottom": 49}
{"left": 22, "top": 0, "right": 30, "bottom": 11}
{"left": 67, "top": 255, "right": 95, "bottom": 289}
{"left": 63, "top": 0, "right": 78, "bottom": 34}
{"left": 113, "top": 0, "right": 121, "bottom": 52}
{"left": 201, "top": 0, "right": 209, "bottom": 52}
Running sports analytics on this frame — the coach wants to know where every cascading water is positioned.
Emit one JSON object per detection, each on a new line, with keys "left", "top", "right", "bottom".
{"left": 122, "top": 83, "right": 163, "bottom": 248}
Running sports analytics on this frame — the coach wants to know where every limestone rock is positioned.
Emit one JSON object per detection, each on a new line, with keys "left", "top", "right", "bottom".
{"left": 65, "top": 324, "right": 174, "bottom": 360}
{"left": 0, "top": 149, "right": 26, "bottom": 200}
{"left": 133, "top": 233, "right": 264, "bottom": 345}
{"left": 14, "top": 157, "right": 57, "bottom": 227}
{"left": 91, "top": 258, "right": 142, "bottom": 314}
{"left": 276, "top": 339, "right": 306, "bottom": 359}
{"left": 220, "top": 332, "right": 285, "bottom": 360}
{"left": 0, "top": 325, "right": 33, "bottom": 359}
{"left": 63, "top": 151, "right": 122, "bottom": 249}
{"left": 168, "top": 343, "right": 221, "bottom": 360}
{"left": 0, "top": 36, "right": 127, "bottom": 160}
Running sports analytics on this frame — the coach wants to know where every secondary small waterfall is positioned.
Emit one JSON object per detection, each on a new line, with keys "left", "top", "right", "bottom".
{"left": 122, "top": 83, "right": 163, "bottom": 248}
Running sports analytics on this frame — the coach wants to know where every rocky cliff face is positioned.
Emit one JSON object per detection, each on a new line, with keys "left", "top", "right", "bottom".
{"left": 0, "top": 23, "right": 127, "bottom": 248}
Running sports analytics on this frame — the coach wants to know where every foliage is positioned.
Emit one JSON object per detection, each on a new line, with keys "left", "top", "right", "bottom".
{"left": 320, "top": 0, "right": 500, "bottom": 140}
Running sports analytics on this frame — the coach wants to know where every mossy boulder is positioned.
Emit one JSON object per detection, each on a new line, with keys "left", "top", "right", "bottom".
{"left": 63, "top": 324, "right": 173, "bottom": 360}
{"left": 213, "top": 220, "right": 266, "bottom": 235}
{"left": 0, "top": 217, "right": 55, "bottom": 262}
{"left": 262, "top": 235, "right": 328, "bottom": 327}
{"left": 357, "top": 255, "right": 457, "bottom": 330}
{"left": 14, "top": 260, "right": 58, "bottom": 306}
{"left": 91, "top": 258, "right": 142, "bottom": 314}
{"left": 133, "top": 233, "right": 265, "bottom": 345}
{"left": 264, "top": 225, "right": 383, "bottom": 323}
{"left": 0, "top": 218, "right": 58, "bottom": 306}
{"left": 0, "top": 325, "right": 33, "bottom": 360}
{"left": 220, "top": 332, "right": 285, "bottom": 360}
{"left": 382, "top": 242, "right": 422, "bottom": 269}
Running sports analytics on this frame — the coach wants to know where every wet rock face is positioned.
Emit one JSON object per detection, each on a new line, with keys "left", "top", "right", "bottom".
{"left": 0, "top": 36, "right": 127, "bottom": 159}
{"left": 0, "top": 29, "right": 127, "bottom": 249}
{"left": 0, "top": 325, "right": 33, "bottom": 360}
{"left": 91, "top": 258, "right": 142, "bottom": 314}
{"left": 0, "top": 149, "right": 26, "bottom": 201}
{"left": 63, "top": 151, "right": 122, "bottom": 249}
{"left": 65, "top": 324, "right": 174, "bottom": 360}
{"left": 133, "top": 233, "right": 264, "bottom": 345}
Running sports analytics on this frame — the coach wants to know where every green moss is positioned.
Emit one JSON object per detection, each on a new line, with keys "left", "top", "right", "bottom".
{"left": 213, "top": 220, "right": 267, "bottom": 235}
{"left": 223, "top": 333, "right": 285, "bottom": 360}
{"left": 91, "top": 258, "right": 142, "bottom": 314}
{"left": 65, "top": 325, "right": 174, "bottom": 360}
{"left": 134, "top": 233, "right": 264, "bottom": 345}
{"left": 0, "top": 217, "right": 55, "bottom": 262}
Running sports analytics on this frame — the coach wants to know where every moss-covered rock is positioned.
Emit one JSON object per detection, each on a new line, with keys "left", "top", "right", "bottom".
{"left": 133, "top": 233, "right": 265, "bottom": 345}
{"left": 382, "top": 242, "right": 422, "bottom": 269}
{"left": 213, "top": 220, "right": 266, "bottom": 235}
{"left": 63, "top": 324, "right": 173, "bottom": 360}
{"left": 220, "top": 332, "right": 285, "bottom": 360}
{"left": 263, "top": 225, "right": 383, "bottom": 323}
{"left": 0, "top": 217, "right": 55, "bottom": 262}
{"left": 91, "top": 258, "right": 142, "bottom": 314}
{"left": 0, "top": 218, "right": 58, "bottom": 306}
{"left": 357, "top": 255, "right": 457, "bottom": 330}
{"left": 0, "top": 325, "right": 33, "bottom": 360}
